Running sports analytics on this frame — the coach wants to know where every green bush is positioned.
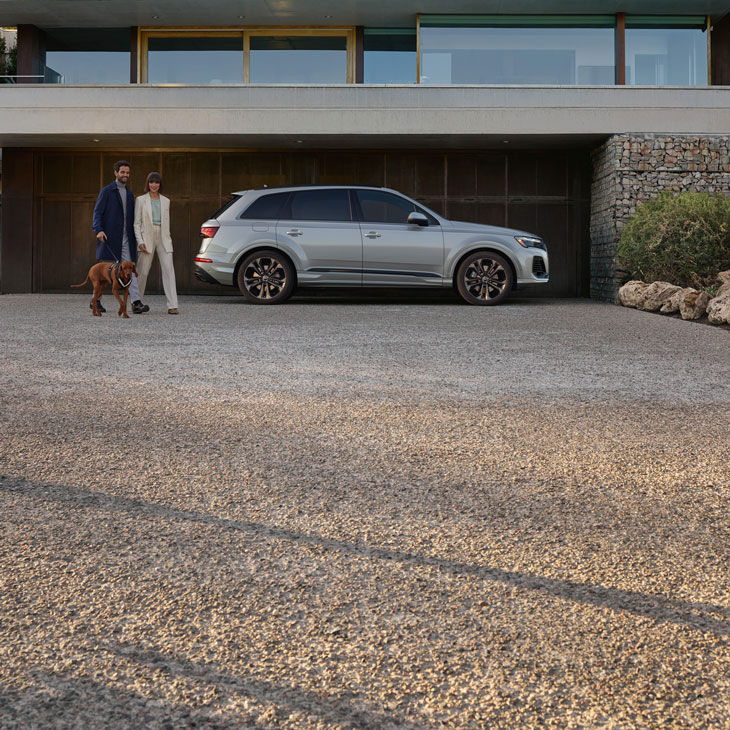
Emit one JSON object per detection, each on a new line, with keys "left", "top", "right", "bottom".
{"left": 0, "top": 35, "right": 17, "bottom": 83}
{"left": 617, "top": 191, "right": 730, "bottom": 288}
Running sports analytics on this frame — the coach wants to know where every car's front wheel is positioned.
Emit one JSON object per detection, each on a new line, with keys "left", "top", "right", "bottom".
{"left": 455, "top": 251, "right": 513, "bottom": 305}
{"left": 237, "top": 249, "right": 295, "bottom": 304}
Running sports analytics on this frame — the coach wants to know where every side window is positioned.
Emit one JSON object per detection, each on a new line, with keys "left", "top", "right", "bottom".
{"left": 239, "top": 191, "right": 290, "bottom": 220}
{"left": 356, "top": 190, "right": 438, "bottom": 225}
{"left": 283, "top": 189, "right": 352, "bottom": 222}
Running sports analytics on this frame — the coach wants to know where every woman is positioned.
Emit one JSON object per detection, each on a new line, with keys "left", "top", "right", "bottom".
{"left": 134, "top": 172, "right": 179, "bottom": 314}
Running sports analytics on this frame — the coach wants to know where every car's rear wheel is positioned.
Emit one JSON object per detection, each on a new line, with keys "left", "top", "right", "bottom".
{"left": 237, "top": 249, "right": 295, "bottom": 304}
{"left": 455, "top": 251, "right": 513, "bottom": 305}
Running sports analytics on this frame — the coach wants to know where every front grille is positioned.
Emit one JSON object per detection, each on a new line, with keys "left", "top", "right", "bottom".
{"left": 532, "top": 257, "right": 547, "bottom": 277}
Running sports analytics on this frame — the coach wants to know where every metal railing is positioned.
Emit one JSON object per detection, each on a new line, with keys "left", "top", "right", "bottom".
{"left": 0, "top": 74, "right": 46, "bottom": 83}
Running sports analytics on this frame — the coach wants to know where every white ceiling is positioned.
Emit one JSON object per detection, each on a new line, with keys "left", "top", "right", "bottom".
{"left": 2, "top": 1, "right": 728, "bottom": 28}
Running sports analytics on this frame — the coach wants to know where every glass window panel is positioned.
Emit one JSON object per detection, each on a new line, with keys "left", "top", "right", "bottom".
{"left": 240, "top": 192, "right": 290, "bottom": 220}
{"left": 357, "top": 189, "right": 416, "bottom": 223}
{"left": 148, "top": 36, "right": 243, "bottom": 84}
{"left": 626, "top": 28, "right": 707, "bottom": 85}
{"left": 249, "top": 36, "right": 346, "bottom": 83}
{"left": 45, "top": 52, "right": 129, "bottom": 83}
{"left": 285, "top": 189, "right": 351, "bottom": 221}
{"left": 44, "top": 28, "right": 130, "bottom": 84}
{"left": 420, "top": 24, "right": 615, "bottom": 85}
{"left": 356, "top": 190, "right": 439, "bottom": 224}
{"left": 364, "top": 29, "right": 416, "bottom": 84}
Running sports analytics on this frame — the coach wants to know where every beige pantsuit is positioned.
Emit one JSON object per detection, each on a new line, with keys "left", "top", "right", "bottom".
{"left": 134, "top": 192, "right": 178, "bottom": 310}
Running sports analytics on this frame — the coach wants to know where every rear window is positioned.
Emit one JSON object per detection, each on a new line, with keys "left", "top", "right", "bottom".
{"left": 209, "top": 195, "right": 241, "bottom": 219}
{"left": 239, "top": 191, "right": 290, "bottom": 220}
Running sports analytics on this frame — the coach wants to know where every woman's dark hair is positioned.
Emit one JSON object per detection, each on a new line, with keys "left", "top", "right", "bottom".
{"left": 144, "top": 172, "right": 163, "bottom": 194}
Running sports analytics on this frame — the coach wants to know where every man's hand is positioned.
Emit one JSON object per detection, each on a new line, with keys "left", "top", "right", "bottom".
{"left": 96, "top": 231, "right": 107, "bottom": 242}
{"left": 139, "top": 243, "right": 149, "bottom": 253}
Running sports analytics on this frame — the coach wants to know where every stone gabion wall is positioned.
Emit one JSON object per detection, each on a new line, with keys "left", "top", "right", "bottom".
{"left": 590, "top": 134, "right": 730, "bottom": 302}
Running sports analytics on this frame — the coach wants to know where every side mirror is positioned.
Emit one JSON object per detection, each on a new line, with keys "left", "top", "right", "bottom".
{"left": 407, "top": 212, "right": 428, "bottom": 227}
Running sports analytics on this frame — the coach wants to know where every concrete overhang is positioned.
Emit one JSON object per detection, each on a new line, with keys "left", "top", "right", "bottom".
{"left": 0, "top": 85, "right": 728, "bottom": 150}
{"left": 3, "top": 1, "right": 728, "bottom": 27}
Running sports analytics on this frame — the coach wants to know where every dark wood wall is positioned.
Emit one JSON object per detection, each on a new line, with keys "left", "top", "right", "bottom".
{"left": 712, "top": 14, "right": 730, "bottom": 85}
{"left": 3, "top": 147, "right": 591, "bottom": 297}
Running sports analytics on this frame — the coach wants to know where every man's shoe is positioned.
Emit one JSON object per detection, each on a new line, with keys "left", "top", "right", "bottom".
{"left": 132, "top": 300, "right": 150, "bottom": 314}
{"left": 90, "top": 299, "right": 106, "bottom": 313}
{"left": 168, "top": 308, "right": 179, "bottom": 315}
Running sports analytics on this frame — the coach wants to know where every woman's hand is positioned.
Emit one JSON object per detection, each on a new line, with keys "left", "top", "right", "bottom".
{"left": 139, "top": 243, "right": 149, "bottom": 253}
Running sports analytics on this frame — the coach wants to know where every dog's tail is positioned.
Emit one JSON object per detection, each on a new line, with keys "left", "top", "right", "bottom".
{"left": 70, "top": 275, "right": 90, "bottom": 288}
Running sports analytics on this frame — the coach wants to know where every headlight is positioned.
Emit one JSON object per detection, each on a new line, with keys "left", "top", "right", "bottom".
{"left": 515, "top": 235, "right": 545, "bottom": 250}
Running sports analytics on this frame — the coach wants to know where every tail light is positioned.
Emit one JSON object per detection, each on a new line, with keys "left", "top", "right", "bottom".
{"left": 200, "top": 225, "right": 219, "bottom": 239}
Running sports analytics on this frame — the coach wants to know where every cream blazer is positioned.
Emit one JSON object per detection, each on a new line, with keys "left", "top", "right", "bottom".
{"left": 134, "top": 193, "right": 173, "bottom": 254}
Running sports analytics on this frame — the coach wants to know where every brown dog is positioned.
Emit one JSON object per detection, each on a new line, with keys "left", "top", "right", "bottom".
{"left": 71, "top": 260, "right": 138, "bottom": 317}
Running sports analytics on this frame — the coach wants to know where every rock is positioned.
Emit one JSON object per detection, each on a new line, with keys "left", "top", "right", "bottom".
{"left": 679, "top": 290, "right": 710, "bottom": 320}
{"left": 715, "top": 271, "right": 730, "bottom": 299}
{"left": 618, "top": 280, "right": 648, "bottom": 308}
{"left": 637, "top": 281, "right": 683, "bottom": 312}
{"left": 660, "top": 287, "right": 695, "bottom": 314}
{"left": 706, "top": 293, "right": 730, "bottom": 325}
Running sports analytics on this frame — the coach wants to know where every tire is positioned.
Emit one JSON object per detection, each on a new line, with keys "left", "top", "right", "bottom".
{"left": 237, "top": 249, "right": 295, "bottom": 304}
{"left": 455, "top": 251, "right": 514, "bottom": 306}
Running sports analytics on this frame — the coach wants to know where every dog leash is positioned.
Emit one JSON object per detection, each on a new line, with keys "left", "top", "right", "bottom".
{"left": 100, "top": 239, "right": 120, "bottom": 264}
{"left": 98, "top": 239, "right": 133, "bottom": 287}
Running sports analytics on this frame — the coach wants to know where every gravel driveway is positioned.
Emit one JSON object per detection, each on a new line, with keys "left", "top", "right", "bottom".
{"left": 1, "top": 293, "right": 729, "bottom": 729}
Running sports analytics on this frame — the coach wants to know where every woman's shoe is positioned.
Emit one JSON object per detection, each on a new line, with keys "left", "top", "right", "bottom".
{"left": 168, "top": 308, "right": 179, "bottom": 314}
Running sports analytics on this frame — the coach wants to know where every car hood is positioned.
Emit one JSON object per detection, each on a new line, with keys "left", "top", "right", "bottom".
{"left": 445, "top": 220, "right": 537, "bottom": 238}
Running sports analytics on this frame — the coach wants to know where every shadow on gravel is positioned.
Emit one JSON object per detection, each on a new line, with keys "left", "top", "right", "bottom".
{"left": 1, "top": 661, "right": 418, "bottom": 730}
{"left": 5, "top": 476, "right": 730, "bottom": 638}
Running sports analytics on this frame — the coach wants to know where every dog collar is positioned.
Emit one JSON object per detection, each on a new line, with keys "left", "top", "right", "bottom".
{"left": 109, "top": 262, "right": 131, "bottom": 288}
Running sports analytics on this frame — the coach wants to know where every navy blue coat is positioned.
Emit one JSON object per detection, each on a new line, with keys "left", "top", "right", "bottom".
{"left": 92, "top": 181, "right": 137, "bottom": 262}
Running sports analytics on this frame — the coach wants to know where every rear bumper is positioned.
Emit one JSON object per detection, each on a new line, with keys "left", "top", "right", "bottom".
{"left": 194, "top": 264, "right": 221, "bottom": 285}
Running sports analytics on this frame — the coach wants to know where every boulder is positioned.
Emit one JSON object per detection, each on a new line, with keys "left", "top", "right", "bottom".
{"left": 679, "top": 290, "right": 710, "bottom": 320}
{"left": 706, "top": 293, "right": 730, "bottom": 325}
{"left": 717, "top": 270, "right": 730, "bottom": 286}
{"left": 618, "top": 280, "right": 648, "bottom": 308}
{"left": 637, "top": 281, "right": 683, "bottom": 311}
{"left": 660, "top": 286, "right": 696, "bottom": 314}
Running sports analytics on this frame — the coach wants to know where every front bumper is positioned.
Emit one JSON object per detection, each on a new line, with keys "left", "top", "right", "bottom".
{"left": 512, "top": 246, "right": 549, "bottom": 284}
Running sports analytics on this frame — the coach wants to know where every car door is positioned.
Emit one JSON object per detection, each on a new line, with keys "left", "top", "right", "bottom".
{"left": 354, "top": 189, "right": 444, "bottom": 285}
{"left": 275, "top": 188, "right": 362, "bottom": 285}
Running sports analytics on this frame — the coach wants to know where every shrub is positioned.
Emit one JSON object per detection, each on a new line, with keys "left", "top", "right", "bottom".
{"left": 617, "top": 191, "right": 730, "bottom": 288}
{"left": 0, "top": 35, "right": 17, "bottom": 83}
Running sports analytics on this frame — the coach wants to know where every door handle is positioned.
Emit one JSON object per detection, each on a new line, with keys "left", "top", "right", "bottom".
{"left": 286, "top": 228, "right": 302, "bottom": 236}
{"left": 363, "top": 231, "right": 381, "bottom": 239}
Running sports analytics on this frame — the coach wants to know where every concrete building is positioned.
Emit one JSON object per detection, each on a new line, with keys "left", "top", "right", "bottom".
{"left": 1, "top": 2, "right": 728, "bottom": 300}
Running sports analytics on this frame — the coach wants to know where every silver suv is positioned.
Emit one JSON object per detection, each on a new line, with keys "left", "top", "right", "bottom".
{"left": 194, "top": 185, "right": 549, "bottom": 305}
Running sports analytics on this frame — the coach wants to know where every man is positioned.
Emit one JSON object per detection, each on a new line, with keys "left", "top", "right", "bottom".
{"left": 92, "top": 160, "right": 149, "bottom": 314}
